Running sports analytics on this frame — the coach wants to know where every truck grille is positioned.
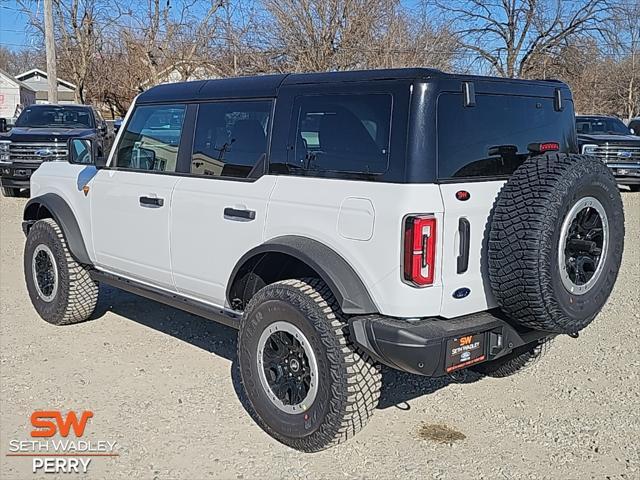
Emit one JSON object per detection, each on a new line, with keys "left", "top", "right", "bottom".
{"left": 8, "top": 142, "right": 68, "bottom": 163}
{"left": 589, "top": 145, "right": 640, "bottom": 164}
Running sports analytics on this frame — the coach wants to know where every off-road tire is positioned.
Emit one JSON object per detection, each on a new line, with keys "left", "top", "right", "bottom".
{"left": 24, "top": 218, "right": 99, "bottom": 325}
{"left": 1, "top": 187, "right": 20, "bottom": 197}
{"left": 488, "top": 153, "right": 624, "bottom": 334}
{"left": 471, "top": 338, "right": 552, "bottom": 378}
{"left": 237, "top": 278, "right": 381, "bottom": 452}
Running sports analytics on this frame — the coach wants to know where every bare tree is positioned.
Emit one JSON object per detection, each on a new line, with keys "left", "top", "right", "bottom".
{"left": 261, "top": 0, "right": 457, "bottom": 72}
{"left": 121, "top": 0, "right": 225, "bottom": 85}
{"left": 18, "top": 0, "right": 119, "bottom": 103}
{"left": 436, "top": 0, "right": 611, "bottom": 78}
{"left": 0, "top": 46, "right": 45, "bottom": 76}
{"left": 609, "top": 1, "right": 640, "bottom": 120}
{"left": 262, "top": 0, "right": 399, "bottom": 72}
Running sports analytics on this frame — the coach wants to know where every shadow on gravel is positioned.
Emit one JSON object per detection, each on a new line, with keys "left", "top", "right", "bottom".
{"left": 93, "top": 284, "right": 238, "bottom": 362}
{"left": 93, "top": 284, "right": 480, "bottom": 412}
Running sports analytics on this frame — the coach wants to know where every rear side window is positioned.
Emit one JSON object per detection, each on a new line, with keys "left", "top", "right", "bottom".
{"left": 191, "top": 101, "right": 271, "bottom": 178}
{"left": 115, "top": 104, "right": 186, "bottom": 172}
{"left": 437, "top": 93, "right": 575, "bottom": 179}
{"left": 292, "top": 94, "right": 392, "bottom": 174}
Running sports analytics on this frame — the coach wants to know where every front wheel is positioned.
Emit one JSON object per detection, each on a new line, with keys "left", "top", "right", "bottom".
{"left": 24, "top": 218, "right": 99, "bottom": 325}
{"left": 237, "top": 278, "right": 381, "bottom": 452}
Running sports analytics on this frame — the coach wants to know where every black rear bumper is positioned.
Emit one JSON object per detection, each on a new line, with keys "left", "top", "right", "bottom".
{"left": 349, "top": 311, "right": 552, "bottom": 377}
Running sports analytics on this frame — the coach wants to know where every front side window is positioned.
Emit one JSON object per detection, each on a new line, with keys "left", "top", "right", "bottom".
{"left": 115, "top": 104, "right": 186, "bottom": 172}
{"left": 292, "top": 94, "right": 392, "bottom": 174}
{"left": 191, "top": 101, "right": 272, "bottom": 178}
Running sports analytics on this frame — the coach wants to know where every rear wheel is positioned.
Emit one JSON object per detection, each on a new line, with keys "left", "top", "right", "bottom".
{"left": 1, "top": 187, "right": 20, "bottom": 197}
{"left": 24, "top": 218, "right": 99, "bottom": 325}
{"left": 237, "top": 278, "right": 381, "bottom": 452}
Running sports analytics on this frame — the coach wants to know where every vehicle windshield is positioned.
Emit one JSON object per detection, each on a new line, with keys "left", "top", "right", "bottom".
{"left": 576, "top": 116, "right": 631, "bottom": 136}
{"left": 14, "top": 106, "right": 94, "bottom": 129}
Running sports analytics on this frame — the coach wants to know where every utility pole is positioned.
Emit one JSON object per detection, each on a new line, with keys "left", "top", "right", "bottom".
{"left": 43, "top": 0, "right": 58, "bottom": 104}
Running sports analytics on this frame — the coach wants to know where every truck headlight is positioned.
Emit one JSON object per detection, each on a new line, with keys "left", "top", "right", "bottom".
{"left": 581, "top": 144, "right": 598, "bottom": 156}
{"left": 0, "top": 140, "right": 10, "bottom": 162}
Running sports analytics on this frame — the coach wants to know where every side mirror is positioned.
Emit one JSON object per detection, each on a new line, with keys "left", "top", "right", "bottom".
{"left": 68, "top": 138, "right": 107, "bottom": 167}
{"left": 0, "top": 118, "right": 7, "bottom": 133}
{"left": 631, "top": 128, "right": 636, "bottom": 135}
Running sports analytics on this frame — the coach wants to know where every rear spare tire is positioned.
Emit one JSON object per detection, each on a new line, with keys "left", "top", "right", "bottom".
{"left": 488, "top": 153, "right": 624, "bottom": 334}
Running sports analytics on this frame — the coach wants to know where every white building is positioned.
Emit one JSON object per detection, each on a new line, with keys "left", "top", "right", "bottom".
{"left": 0, "top": 68, "right": 36, "bottom": 120}
{"left": 15, "top": 68, "right": 77, "bottom": 104}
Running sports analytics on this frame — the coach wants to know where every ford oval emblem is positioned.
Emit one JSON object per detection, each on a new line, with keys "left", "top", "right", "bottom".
{"left": 453, "top": 287, "right": 470, "bottom": 299}
{"left": 35, "top": 148, "right": 54, "bottom": 158}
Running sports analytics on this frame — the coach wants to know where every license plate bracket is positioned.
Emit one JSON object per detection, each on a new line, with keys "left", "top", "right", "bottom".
{"left": 445, "top": 332, "right": 486, "bottom": 373}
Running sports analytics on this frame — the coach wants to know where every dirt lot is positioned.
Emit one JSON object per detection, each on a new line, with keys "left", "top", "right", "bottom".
{"left": 1, "top": 192, "right": 638, "bottom": 480}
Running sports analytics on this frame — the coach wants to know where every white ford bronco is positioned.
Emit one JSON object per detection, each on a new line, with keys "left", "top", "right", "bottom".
{"left": 22, "top": 69, "right": 624, "bottom": 452}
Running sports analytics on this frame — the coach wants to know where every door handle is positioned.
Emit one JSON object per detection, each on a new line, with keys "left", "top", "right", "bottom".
{"left": 139, "top": 196, "right": 164, "bottom": 208}
{"left": 224, "top": 207, "right": 256, "bottom": 221}
{"left": 457, "top": 217, "right": 470, "bottom": 274}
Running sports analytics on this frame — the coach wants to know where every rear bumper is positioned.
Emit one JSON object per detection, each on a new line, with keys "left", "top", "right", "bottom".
{"left": 349, "top": 311, "right": 552, "bottom": 376}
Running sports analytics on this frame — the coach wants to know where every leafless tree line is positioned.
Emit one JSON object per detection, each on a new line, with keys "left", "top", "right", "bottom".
{"left": 1, "top": 0, "right": 637, "bottom": 120}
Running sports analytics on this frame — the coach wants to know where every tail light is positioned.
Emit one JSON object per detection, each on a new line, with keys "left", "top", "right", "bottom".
{"left": 403, "top": 215, "right": 437, "bottom": 287}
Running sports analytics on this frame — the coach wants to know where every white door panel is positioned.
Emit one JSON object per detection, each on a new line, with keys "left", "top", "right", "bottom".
{"left": 170, "top": 176, "right": 277, "bottom": 306}
{"left": 91, "top": 169, "right": 179, "bottom": 289}
{"left": 438, "top": 181, "right": 505, "bottom": 318}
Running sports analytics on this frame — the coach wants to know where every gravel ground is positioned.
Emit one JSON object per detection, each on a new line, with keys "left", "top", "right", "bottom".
{"left": 1, "top": 191, "right": 638, "bottom": 480}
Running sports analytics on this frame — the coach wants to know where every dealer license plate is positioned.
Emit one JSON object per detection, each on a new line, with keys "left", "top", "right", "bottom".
{"left": 445, "top": 333, "right": 486, "bottom": 373}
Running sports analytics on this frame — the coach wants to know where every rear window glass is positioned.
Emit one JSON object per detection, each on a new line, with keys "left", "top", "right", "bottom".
{"left": 292, "top": 94, "right": 392, "bottom": 174}
{"left": 437, "top": 93, "right": 574, "bottom": 179}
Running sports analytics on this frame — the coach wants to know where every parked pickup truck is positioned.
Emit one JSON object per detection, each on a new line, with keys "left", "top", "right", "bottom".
{"left": 21, "top": 69, "right": 624, "bottom": 452}
{"left": 576, "top": 115, "right": 640, "bottom": 191}
{"left": 0, "top": 103, "right": 112, "bottom": 197}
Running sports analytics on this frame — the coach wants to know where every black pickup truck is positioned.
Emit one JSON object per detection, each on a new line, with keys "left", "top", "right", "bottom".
{"left": 0, "top": 104, "right": 112, "bottom": 197}
{"left": 576, "top": 115, "right": 640, "bottom": 191}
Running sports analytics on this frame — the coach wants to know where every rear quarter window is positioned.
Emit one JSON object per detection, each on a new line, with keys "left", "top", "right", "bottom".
{"left": 437, "top": 93, "right": 576, "bottom": 180}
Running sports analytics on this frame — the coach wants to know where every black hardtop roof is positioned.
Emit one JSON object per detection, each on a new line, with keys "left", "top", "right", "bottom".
{"left": 136, "top": 68, "right": 569, "bottom": 104}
